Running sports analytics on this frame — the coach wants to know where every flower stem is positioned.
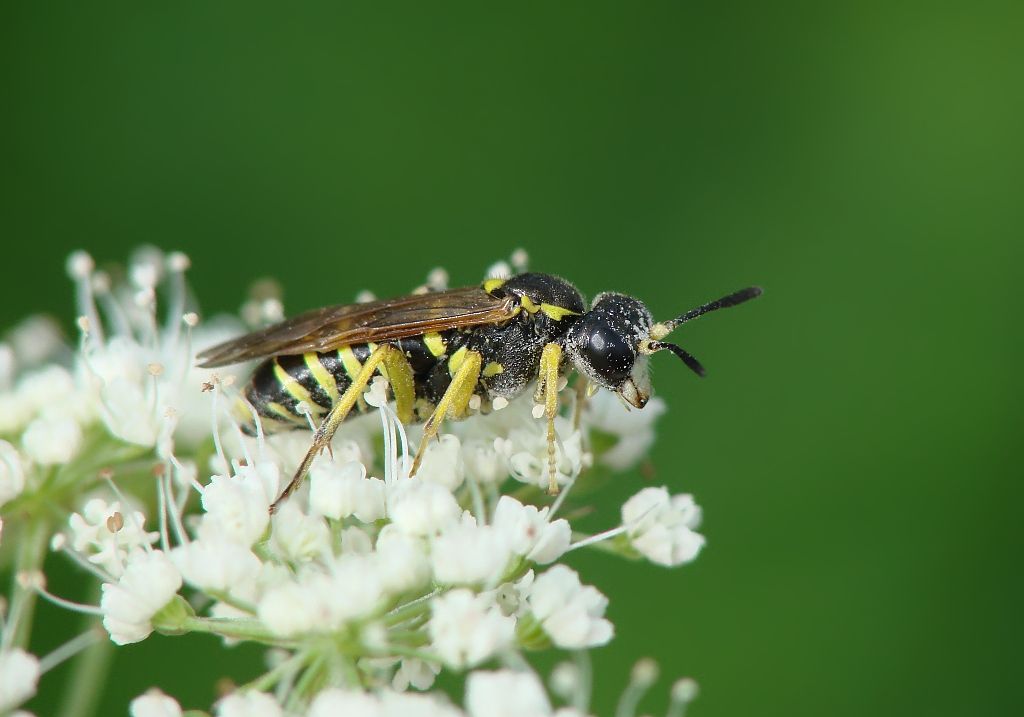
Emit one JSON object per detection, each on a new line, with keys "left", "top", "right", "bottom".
{"left": 3, "top": 515, "right": 50, "bottom": 651}
{"left": 56, "top": 612, "right": 114, "bottom": 717}
{"left": 182, "top": 616, "right": 281, "bottom": 643}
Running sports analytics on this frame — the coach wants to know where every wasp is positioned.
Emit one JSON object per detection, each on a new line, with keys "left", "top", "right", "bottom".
{"left": 198, "top": 271, "right": 761, "bottom": 511}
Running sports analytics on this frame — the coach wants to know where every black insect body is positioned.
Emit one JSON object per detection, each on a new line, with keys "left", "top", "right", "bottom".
{"left": 198, "top": 272, "right": 761, "bottom": 511}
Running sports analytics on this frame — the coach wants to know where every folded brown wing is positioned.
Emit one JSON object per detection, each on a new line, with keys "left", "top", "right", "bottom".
{"left": 196, "top": 286, "right": 516, "bottom": 367}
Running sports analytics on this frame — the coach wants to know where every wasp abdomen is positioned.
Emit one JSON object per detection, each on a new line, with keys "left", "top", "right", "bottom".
{"left": 242, "top": 333, "right": 460, "bottom": 435}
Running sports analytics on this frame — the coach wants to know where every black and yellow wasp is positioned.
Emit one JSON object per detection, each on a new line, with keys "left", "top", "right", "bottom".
{"left": 198, "top": 272, "right": 761, "bottom": 511}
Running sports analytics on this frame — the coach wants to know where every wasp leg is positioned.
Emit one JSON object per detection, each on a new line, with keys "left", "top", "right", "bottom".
{"left": 410, "top": 349, "right": 483, "bottom": 476}
{"left": 270, "top": 344, "right": 393, "bottom": 513}
{"left": 535, "top": 342, "right": 563, "bottom": 495}
{"left": 572, "top": 377, "right": 591, "bottom": 431}
{"left": 381, "top": 347, "right": 416, "bottom": 424}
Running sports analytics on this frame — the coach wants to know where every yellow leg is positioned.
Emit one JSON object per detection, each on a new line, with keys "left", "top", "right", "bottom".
{"left": 381, "top": 348, "right": 416, "bottom": 424}
{"left": 572, "top": 377, "right": 590, "bottom": 431}
{"left": 536, "top": 342, "right": 563, "bottom": 495}
{"left": 410, "top": 349, "right": 483, "bottom": 476}
{"left": 270, "top": 344, "right": 391, "bottom": 513}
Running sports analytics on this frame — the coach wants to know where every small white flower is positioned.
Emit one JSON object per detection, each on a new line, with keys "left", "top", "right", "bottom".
{"left": 465, "top": 669, "right": 551, "bottom": 717}
{"left": 216, "top": 691, "right": 283, "bottom": 717}
{"left": 0, "top": 440, "right": 26, "bottom": 507}
{"left": 15, "top": 365, "right": 77, "bottom": 421}
{"left": 461, "top": 437, "right": 508, "bottom": 484}
{"left": 0, "top": 648, "right": 40, "bottom": 712}
{"left": 200, "top": 461, "right": 278, "bottom": 545}
{"left": 501, "top": 415, "right": 586, "bottom": 491}
{"left": 100, "top": 549, "right": 183, "bottom": 645}
{"left": 429, "top": 589, "right": 515, "bottom": 668}
{"left": 341, "top": 525, "right": 374, "bottom": 554}
{"left": 308, "top": 689, "right": 382, "bottom": 717}
{"left": 256, "top": 580, "right": 316, "bottom": 637}
{"left": 527, "top": 565, "right": 613, "bottom": 649}
{"left": 379, "top": 690, "right": 465, "bottom": 717}
{"left": 129, "top": 690, "right": 182, "bottom": 717}
{"left": 67, "top": 498, "right": 159, "bottom": 578}
{"left": 309, "top": 460, "right": 385, "bottom": 523}
{"left": 269, "top": 502, "right": 331, "bottom": 562}
{"left": 431, "top": 517, "right": 512, "bottom": 586}
{"left": 392, "top": 657, "right": 441, "bottom": 691}
{"left": 375, "top": 526, "right": 432, "bottom": 594}
{"left": 258, "top": 557, "right": 384, "bottom": 637}
{"left": 621, "top": 487, "right": 705, "bottom": 567}
{"left": 387, "top": 479, "right": 462, "bottom": 537}
{"left": 491, "top": 496, "right": 571, "bottom": 564}
{"left": 170, "top": 536, "right": 262, "bottom": 594}
{"left": 21, "top": 414, "right": 82, "bottom": 465}
{"left": 415, "top": 434, "right": 465, "bottom": 491}
{"left": 583, "top": 390, "right": 666, "bottom": 470}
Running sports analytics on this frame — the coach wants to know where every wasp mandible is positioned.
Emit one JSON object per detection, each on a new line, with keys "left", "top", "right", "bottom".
{"left": 197, "top": 271, "right": 761, "bottom": 511}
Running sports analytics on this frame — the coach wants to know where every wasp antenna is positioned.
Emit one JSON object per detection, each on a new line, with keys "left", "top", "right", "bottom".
{"left": 650, "top": 341, "right": 706, "bottom": 377}
{"left": 656, "top": 286, "right": 762, "bottom": 336}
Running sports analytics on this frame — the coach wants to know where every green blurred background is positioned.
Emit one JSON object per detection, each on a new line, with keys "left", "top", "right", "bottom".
{"left": 2, "top": 2, "right": 1021, "bottom": 715}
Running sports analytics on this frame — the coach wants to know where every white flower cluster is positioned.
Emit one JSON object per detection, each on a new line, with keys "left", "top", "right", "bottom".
{"left": 0, "top": 250, "right": 706, "bottom": 717}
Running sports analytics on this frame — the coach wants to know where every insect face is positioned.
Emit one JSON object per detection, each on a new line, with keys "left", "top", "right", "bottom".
{"left": 566, "top": 293, "right": 654, "bottom": 408}
{"left": 566, "top": 285, "right": 764, "bottom": 409}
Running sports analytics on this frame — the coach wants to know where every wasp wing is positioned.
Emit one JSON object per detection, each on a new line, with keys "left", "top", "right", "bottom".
{"left": 196, "top": 285, "right": 516, "bottom": 367}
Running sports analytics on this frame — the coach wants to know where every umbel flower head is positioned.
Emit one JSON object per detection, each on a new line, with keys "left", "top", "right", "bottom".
{"left": 0, "top": 249, "right": 707, "bottom": 716}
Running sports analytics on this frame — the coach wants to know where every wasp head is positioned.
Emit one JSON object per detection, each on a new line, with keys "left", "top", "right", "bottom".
{"left": 566, "top": 286, "right": 763, "bottom": 409}
{"left": 566, "top": 293, "right": 655, "bottom": 409}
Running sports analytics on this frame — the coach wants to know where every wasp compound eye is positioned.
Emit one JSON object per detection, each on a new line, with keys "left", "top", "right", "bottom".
{"left": 575, "top": 320, "right": 635, "bottom": 385}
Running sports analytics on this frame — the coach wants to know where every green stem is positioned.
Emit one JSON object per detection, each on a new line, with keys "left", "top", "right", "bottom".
{"left": 4, "top": 515, "right": 50, "bottom": 651}
{"left": 382, "top": 590, "right": 438, "bottom": 627}
{"left": 56, "top": 625, "right": 114, "bottom": 717}
{"left": 242, "top": 649, "right": 311, "bottom": 692}
{"left": 287, "top": 652, "right": 327, "bottom": 710}
{"left": 181, "top": 616, "right": 281, "bottom": 643}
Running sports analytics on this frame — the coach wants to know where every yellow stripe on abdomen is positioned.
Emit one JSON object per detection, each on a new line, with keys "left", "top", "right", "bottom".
{"left": 273, "top": 360, "right": 315, "bottom": 408}
{"left": 338, "top": 347, "right": 363, "bottom": 379}
{"left": 304, "top": 352, "right": 339, "bottom": 402}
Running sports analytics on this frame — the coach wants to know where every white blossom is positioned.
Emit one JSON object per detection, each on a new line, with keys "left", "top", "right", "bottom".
{"left": 130, "top": 692, "right": 182, "bottom": 717}
{"left": 0, "top": 649, "right": 40, "bottom": 713}
{"left": 21, "top": 414, "right": 82, "bottom": 466}
{"left": 465, "top": 669, "right": 551, "bottom": 717}
{"left": 258, "top": 557, "right": 384, "bottom": 637}
{"left": 170, "top": 536, "right": 262, "bottom": 593}
{"left": 0, "top": 440, "right": 26, "bottom": 507}
{"left": 431, "top": 516, "right": 512, "bottom": 586}
{"left": 129, "top": 690, "right": 182, "bottom": 717}
{"left": 499, "top": 411, "right": 587, "bottom": 491}
{"left": 621, "top": 487, "right": 705, "bottom": 567}
{"left": 415, "top": 434, "right": 465, "bottom": 491}
{"left": 374, "top": 526, "right": 432, "bottom": 594}
{"left": 309, "top": 459, "right": 385, "bottom": 523}
{"left": 527, "top": 566, "right": 613, "bottom": 649}
{"left": 583, "top": 390, "right": 666, "bottom": 470}
{"left": 268, "top": 502, "right": 331, "bottom": 562}
{"left": 216, "top": 691, "right": 283, "bottom": 717}
{"left": 67, "top": 498, "right": 159, "bottom": 578}
{"left": 491, "top": 496, "right": 571, "bottom": 564}
{"left": 387, "top": 479, "right": 462, "bottom": 536}
{"left": 100, "top": 549, "right": 183, "bottom": 644}
{"left": 429, "top": 589, "right": 515, "bottom": 668}
{"left": 199, "top": 461, "right": 277, "bottom": 545}
{"left": 393, "top": 657, "right": 441, "bottom": 691}
{"left": 308, "top": 689, "right": 382, "bottom": 716}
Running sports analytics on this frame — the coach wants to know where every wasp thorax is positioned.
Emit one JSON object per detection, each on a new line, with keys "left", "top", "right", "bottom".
{"left": 567, "top": 293, "right": 654, "bottom": 407}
